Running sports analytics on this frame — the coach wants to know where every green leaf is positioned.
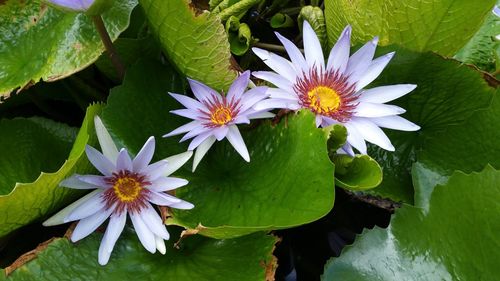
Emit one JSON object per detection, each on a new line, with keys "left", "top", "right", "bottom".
{"left": 228, "top": 23, "right": 252, "bottom": 56}
{"left": 299, "top": 6, "right": 327, "bottom": 49}
{"left": 0, "top": 104, "right": 102, "bottom": 237}
{"left": 3, "top": 228, "right": 277, "bottom": 280}
{"left": 325, "top": 0, "right": 496, "bottom": 56}
{"left": 101, "top": 59, "right": 335, "bottom": 239}
{"left": 0, "top": 0, "right": 137, "bottom": 95}
{"left": 139, "top": 0, "right": 238, "bottom": 91}
{"left": 270, "top": 13, "right": 294, "bottom": 29}
{"left": 327, "top": 124, "right": 347, "bottom": 153}
{"left": 365, "top": 48, "right": 495, "bottom": 203}
{"left": 322, "top": 166, "right": 500, "bottom": 281}
{"left": 455, "top": 7, "right": 500, "bottom": 72}
{"left": 333, "top": 155, "right": 382, "bottom": 191}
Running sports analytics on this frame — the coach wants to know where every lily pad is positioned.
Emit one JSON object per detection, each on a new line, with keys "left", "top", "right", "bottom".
{"left": 324, "top": 0, "right": 496, "bottom": 56}
{"left": 139, "top": 0, "right": 238, "bottom": 91}
{"left": 365, "top": 48, "right": 495, "bottom": 203}
{"left": 0, "top": 104, "right": 102, "bottom": 237}
{"left": 322, "top": 166, "right": 500, "bottom": 281}
{"left": 0, "top": 0, "right": 137, "bottom": 95}
{"left": 101, "top": 59, "right": 335, "bottom": 239}
{"left": 3, "top": 228, "right": 277, "bottom": 281}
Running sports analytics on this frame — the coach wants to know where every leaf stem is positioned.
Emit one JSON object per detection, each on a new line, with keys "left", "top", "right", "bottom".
{"left": 92, "top": 15, "right": 125, "bottom": 80}
{"left": 253, "top": 42, "right": 304, "bottom": 54}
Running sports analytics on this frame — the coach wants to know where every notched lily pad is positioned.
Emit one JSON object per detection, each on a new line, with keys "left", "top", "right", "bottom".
{"left": 333, "top": 154, "right": 382, "bottom": 191}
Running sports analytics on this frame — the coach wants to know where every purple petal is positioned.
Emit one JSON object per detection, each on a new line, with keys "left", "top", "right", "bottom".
{"left": 60, "top": 175, "right": 104, "bottom": 189}
{"left": 170, "top": 109, "right": 202, "bottom": 119}
{"left": 355, "top": 52, "right": 395, "bottom": 91}
{"left": 141, "top": 205, "right": 170, "bottom": 240}
{"left": 98, "top": 211, "right": 127, "bottom": 265}
{"left": 65, "top": 191, "right": 105, "bottom": 222}
{"left": 48, "top": 0, "right": 94, "bottom": 11}
{"left": 169, "top": 93, "right": 205, "bottom": 110}
{"left": 227, "top": 71, "right": 250, "bottom": 101}
{"left": 130, "top": 212, "right": 156, "bottom": 253}
{"left": 148, "top": 191, "right": 182, "bottom": 205}
{"left": 163, "top": 120, "right": 202, "bottom": 138}
{"left": 85, "top": 145, "right": 115, "bottom": 176}
{"left": 75, "top": 175, "right": 108, "bottom": 188}
{"left": 358, "top": 84, "right": 417, "bottom": 104}
{"left": 350, "top": 118, "right": 395, "bottom": 151}
{"left": 239, "top": 87, "right": 269, "bottom": 112}
{"left": 275, "top": 32, "right": 307, "bottom": 74}
{"left": 303, "top": 20, "right": 325, "bottom": 72}
{"left": 252, "top": 71, "right": 294, "bottom": 92}
{"left": 163, "top": 151, "right": 193, "bottom": 176}
{"left": 188, "top": 131, "right": 213, "bottom": 150}
{"left": 148, "top": 177, "right": 189, "bottom": 192}
{"left": 193, "top": 136, "right": 216, "bottom": 171}
{"left": 252, "top": 47, "right": 298, "bottom": 82}
{"left": 213, "top": 126, "right": 229, "bottom": 141}
{"left": 115, "top": 148, "right": 132, "bottom": 171}
{"left": 71, "top": 207, "right": 113, "bottom": 242}
{"left": 188, "top": 78, "right": 216, "bottom": 103}
{"left": 142, "top": 160, "right": 169, "bottom": 181}
{"left": 94, "top": 116, "right": 118, "bottom": 162}
{"left": 226, "top": 125, "right": 250, "bottom": 162}
{"left": 346, "top": 37, "right": 378, "bottom": 84}
{"left": 132, "top": 137, "right": 155, "bottom": 172}
{"left": 327, "top": 25, "right": 351, "bottom": 73}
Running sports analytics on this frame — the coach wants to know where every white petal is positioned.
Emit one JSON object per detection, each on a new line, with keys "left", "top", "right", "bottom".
{"left": 148, "top": 177, "right": 189, "bottom": 192}
{"left": 187, "top": 78, "right": 216, "bottom": 103}
{"left": 248, "top": 111, "right": 275, "bottom": 119}
{"left": 252, "top": 48, "right": 298, "bottom": 82}
{"left": 354, "top": 102, "right": 406, "bottom": 117}
{"left": 75, "top": 175, "right": 108, "bottom": 188}
{"left": 163, "top": 121, "right": 202, "bottom": 138}
{"left": 226, "top": 125, "right": 250, "bottom": 162}
{"left": 350, "top": 118, "right": 395, "bottom": 151}
{"left": 275, "top": 32, "right": 307, "bottom": 74}
{"left": 344, "top": 122, "right": 367, "bottom": 154}
{"left": 130, "top": 212, "right": 156, "bottom": 253}
{"left": 213, "top": 126, "right": 229, "bottom": 141}
{"left": 94, "top": 116, "right": 118, "bottom": 162}
{"left": 355, "top": 52, "right": 395, "bottom": 91}
{"left": 65, "top": 191, "right": 105, "bottom": 222}
{"left": 193, "top": 136, "right": 216, "bottom": 172}
{"left": 252, "top": 71, "right": 294, "bottom": 92}
{"left": 98, "top": 211, "right": 126, "bottom": 265}
{"left": 85, "top": 145, "right": 115, "bottom": 176}
{"left": 43, "top": 189, "right": 102, "bottom": 226}
{"left": 370, "top": 116, "right": 420, "bottom": 131}
{"left": 233, "top": 115, "right": 251, "bottom": 124}
{"left": 141, "top": 205, "right": 170, "bottom": 240}
{"left": 358, "top": 84, "right": 417, "bottom": 104}
{"left": 253, "top": 98, "right": 300, "bottom": 111}
{"left": 115, "top": 148, "right": 132, "bottom": 171}
{"left": 133, "top": 136, "right": 155, "bottom": 171}
{"left": 170, "top": 109, "right": 202, "bottom": 120}
{"left": 327, "top": 25, "right": 351, "bottom": 73}
{"left": 71, "top": 207, "right": 113, "bottom": 242}
{"left": 339, "top": 143, "right": 355, "bottom": 157}
{"left": 163, "top": 151, "right": 193, "bottom": 176}
{"left": 493, "top": 5, "right": 500, "bottom": 17}
{"left": 315, "top": 115, "right": 323, "bottom": 127}
{"left": 346, "top": 37, "right": 378, "bottom": 84}
{"left": 267, "top": 88, "right": 296, "bottom": 100}
{"left": 169, "top": 93, "right": 205, "bottom": 111}
{"left": 60, "top": 175, "right": 103, "bottom": 189}
{"left": 180, "top": 125, "right": 211, "bottom": 142}
{"left": 155, "top": 235, "right": 167, "bottom": 255}
{"left": 148, "top": 191, "right": 182, "bottom": 205}
{"left": 188, "top": 131, "right": 213, "bottom": 151}
{"left": 302, "top": 21, "right": 325, "bottom": 72}
{"left": 170, "top": 200, "right": 195, "bottom": 210}
{"left": 227, "top": 71, "right": 250, "bottom": 101}
{"left": 239, "top": 87, "right": 269, "bottom": 112}
{"left": 142, "top": 160, "right": 169, "bottom": 181}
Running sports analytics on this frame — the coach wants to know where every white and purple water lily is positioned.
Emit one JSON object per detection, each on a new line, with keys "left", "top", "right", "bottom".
{"left": 164, "top": 71, "right": 274, "bottom": 171}
{"left": 252, "top": 21, "right": 420, "bottom": 156}
{"left": 44, "top": 116, "right": 194, "bottom": 265}
{"left": 494, "top": 6, "right": 500, "bottom": 40}
{"left": 46, "top": 0, "right": 95, "bottom": 11}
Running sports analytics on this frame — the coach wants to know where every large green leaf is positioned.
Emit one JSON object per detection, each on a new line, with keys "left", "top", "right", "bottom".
{"left": 322, "top": 166, "right": 500, "bottom": 281}
{"left": 0, "top": 0, "right": 137, "bottom": 95}
{"left": 101, "top": 59, "right": 335, "bottom": 239}
{"left": 139, "top": 0, "right": 238, "bottom": 91}
{"left": 0, "top": 104, "right": 102, "bottom": 237}
{"left": 2, "top": 228, "right": 277, "bottom": 280}
{"left": 325, "top": 0, "right": 496, "bottom": 56}
{"left": 455, "top": 2, "right": 500, "bottom": 73}
{"left": 365, "top": 48, "right": 495, "bottom": 203}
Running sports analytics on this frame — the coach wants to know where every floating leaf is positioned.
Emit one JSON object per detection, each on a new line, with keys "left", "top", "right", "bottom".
{"left": 3, "top": 228, "right": 277, "bottom": 281}
{"left": 101, "top": 59, "right": 335, "bottom": 239}
{"left": 325, "top": 0, "right": 496, "bottom": 55}
{"left": 270, "top": 13, "right": 294, "bottom": 29}
{"left": 298, "top": 5, "right": 327, "bottom": 48}
{"left": 0, "top": 104, "right": 102, "bottom": 237}
{"left": 139, "top": 0, "right": 238, "bottom": 91}
{"left": 322, "top": 166, "right": 500, "bottom": 281}
{"left": 365, "top": 48, "right": 495, "bottom": 203}
{"left": 0, "top": 0, "right": 137, "bottom": 95}
{"left": 333, "top": 155, "right": 382, "bottom": 191}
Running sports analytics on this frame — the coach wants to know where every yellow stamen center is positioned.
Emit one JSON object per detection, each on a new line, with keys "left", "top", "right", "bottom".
{"left": 308, "top": 86, "right": 341, "bottom": 114}
{"left": 210, "top": 106, "right": 232, "bottom": 125}
{"left": 113, "top": 177, "right": 143, "bottom": 203}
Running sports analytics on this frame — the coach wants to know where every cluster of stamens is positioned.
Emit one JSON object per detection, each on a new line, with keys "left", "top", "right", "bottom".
{"left": 200, "top": 94, "right": 241, "bottom": 127}
{"left": 103, "top": 170, "right": 151, "bottom": 214}
{"left": 294, "top": 68, "right": 358, "bottom": 122}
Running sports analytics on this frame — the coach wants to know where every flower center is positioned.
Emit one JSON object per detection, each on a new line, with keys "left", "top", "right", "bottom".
{"left": 307, "top": 86, "right": 341, "bottom": 114}
{"left": 103, "top": 170, "right": 151, "bottom": 214}
{"left": 113, "top": 177, "right": 142, "bottom": 203}
{"left": 295, "top": 68, "right": 358, "bottom": 123}
{"left": 210, "top": 106, "right": 233, "bottom": 126}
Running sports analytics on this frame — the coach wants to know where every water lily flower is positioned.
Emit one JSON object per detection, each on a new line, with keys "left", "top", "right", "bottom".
{"left": 46, "top": 0, "right": 95, "bottom": 12}
{"left": 252, "top": 21, "right": 420, "bottom": 156}
{"left": 493, "top": 6, "right": 500, "bottom": 40}
{"left": 44, "top": 116, "right": 194, "bottom": 265}
{"left": 164, "top": 71, "right": 274, "bottom": 171}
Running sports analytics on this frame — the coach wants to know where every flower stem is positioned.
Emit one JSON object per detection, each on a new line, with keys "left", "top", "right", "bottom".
{"left": 254, "top": 42, "right": 304, "bottom": 54}
{"left": 92, "top": 15, "right": 125, "bottom": 80}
